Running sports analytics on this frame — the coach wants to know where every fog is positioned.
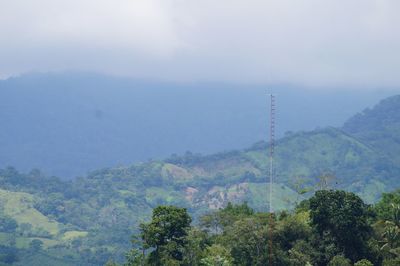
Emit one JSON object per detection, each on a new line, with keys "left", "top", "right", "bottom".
{"left": 1, "top": 0, "right": 399, "bottom": 87}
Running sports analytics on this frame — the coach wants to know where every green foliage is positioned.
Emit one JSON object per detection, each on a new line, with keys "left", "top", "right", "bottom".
{"left": 120, "top": 191, "right": 400, "bottom": 266}
{"left": 372, "top": 191, "right": 400, "bottom": 262}
{"left": 327, "top": 255, "right": 352, "bottom": 266}
{"left": 375, "top": 190, "right": 400, "bottom": 222}
{"left": 287, "top": 240, "right": 315, "bottom": 266}
{"left": 124, "top": 249, "right": 143, "bottom": 266}
{"left": 0, "top": 178, "right": 399, "bottom": 266}
{"left": 182, "top": 228, "right": 208, "bottom": 266}
{"left": 140, "top": 206, "right": 191, "bottom": 265}
{"left": 309, "top": 190, "right": 373, "bottom": 262}
{"left": 200, "top": 244, "right": 232, "bottom": 266}
{"left": 383, "top": 258, "right": 400, "bottom": 266}
{"left": 222, "top": 216, "right": 267, "bottom": 265}
{"left": 276, "top": 212, "right": 311, "bottom": 251}
{"left": 354, "top": 259, "right": 374, "bottom": 266}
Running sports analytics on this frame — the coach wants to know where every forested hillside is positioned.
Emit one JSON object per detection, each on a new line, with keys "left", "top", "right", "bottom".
{"left": 0, "top": 95, "right": 400, "bottom": 265}
{"left": 343, "top": 95, "right": 400, "bottom": 166}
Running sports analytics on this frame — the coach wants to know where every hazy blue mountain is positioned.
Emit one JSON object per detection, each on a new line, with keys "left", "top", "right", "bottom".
{"left": 343, "top": 95, "right": 400, "bottom": 165}
{"left": 0, "top": 72, "right": 398, "bottom": 178}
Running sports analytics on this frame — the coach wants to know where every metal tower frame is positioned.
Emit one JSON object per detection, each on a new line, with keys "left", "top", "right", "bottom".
{"left": 269, "top": 94, "right": 275, "bottom": 213}
{"left": 268, "top": 94, "right": 276, "bottom": 265}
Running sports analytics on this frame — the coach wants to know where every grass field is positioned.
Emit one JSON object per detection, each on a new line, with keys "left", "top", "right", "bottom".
{"left": 0, "top": 189, "right": 60, "bottom": 236}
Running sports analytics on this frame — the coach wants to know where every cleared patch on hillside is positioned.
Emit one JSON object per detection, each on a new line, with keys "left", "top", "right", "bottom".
{"left": 0, "top": 189, "right": 60, "bottom": 236}
{"left": 61, "top": 231, "right": 88, "bottom": 241}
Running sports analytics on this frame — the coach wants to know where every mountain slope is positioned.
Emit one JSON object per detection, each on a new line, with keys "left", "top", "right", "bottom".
{"left": 343, "top": 95, "right": 400, "bottom": 165}
{"left": 1, "top": 72, "right": 396, "bottom": 178}
{"left": 161, "top": 127, "right": 397, "bottom": 205}
{"left": 0, "top": 127, "right": 395, "bottom": 265}
{"left": 1, "top": 94, "right": 400, "bottom": 264}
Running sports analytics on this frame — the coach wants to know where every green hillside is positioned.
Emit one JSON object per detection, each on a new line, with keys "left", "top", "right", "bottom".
{"left": 0, "top": 189, "right": 60, "bottom": 236}
{"left": 1, "top": 95, "right": 400, "bottom": 265}
{"left": 343, "top": 95, "right": 400, "bottom": 165}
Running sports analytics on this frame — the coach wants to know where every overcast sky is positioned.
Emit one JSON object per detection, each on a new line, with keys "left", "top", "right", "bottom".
{"left": 0, "top": 0, "right": 399, "bottom": 88}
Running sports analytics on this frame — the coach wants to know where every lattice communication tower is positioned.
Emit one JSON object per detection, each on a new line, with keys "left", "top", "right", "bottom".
{"left": 268, "top": 94, "right": 276, "bottom": 265}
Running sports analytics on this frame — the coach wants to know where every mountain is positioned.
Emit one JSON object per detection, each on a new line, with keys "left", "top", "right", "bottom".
{"left": 0, "top": 94, "right": 400, "bottom": 265}
{"left": 1, "top": 72, "right": 397, "bottom": 178}
{"left": 343, "top": 95, "right": 400, "bottom": 165}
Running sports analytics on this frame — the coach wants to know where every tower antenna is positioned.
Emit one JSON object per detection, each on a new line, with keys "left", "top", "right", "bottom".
{"left": 268, "top": 94, "right": 276, "bottom": 265}
{"left": 269, "top": 94, "right": 275, "bottom": 214}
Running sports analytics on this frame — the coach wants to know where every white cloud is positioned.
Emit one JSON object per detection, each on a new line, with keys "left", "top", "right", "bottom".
{"left": 0, "top": 0, "right": 399, "bottom": 88}
{"left": 0, "top": 0, "right": 182, "bottom": 74}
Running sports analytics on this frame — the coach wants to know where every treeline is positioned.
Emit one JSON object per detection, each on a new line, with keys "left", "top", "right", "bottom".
{"left": 109, "top": 189, "right": 400, "bottom": 266}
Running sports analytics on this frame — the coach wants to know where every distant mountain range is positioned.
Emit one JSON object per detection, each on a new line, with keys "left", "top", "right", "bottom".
{"left": 1, "top": 72, "right": 396, "bottom": 178}
{"left": 0, "top": 93, "right": 399, "bottom": 265}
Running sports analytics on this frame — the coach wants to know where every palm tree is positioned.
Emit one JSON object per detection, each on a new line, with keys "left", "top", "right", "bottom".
{"left": 380, "top": 204, "right": 400, "bottom": 259}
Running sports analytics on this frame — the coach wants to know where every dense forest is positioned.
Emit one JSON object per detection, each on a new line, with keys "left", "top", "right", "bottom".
{"left": 0, "top": 95, "right": 400, "bottom": 265}
{"left": 109, "top": 189, "right": 400, "bottom": 266}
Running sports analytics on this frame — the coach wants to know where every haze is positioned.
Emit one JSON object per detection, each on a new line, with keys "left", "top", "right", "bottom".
{"left": 0, "top": 1, "right": 400, "bottom": 177}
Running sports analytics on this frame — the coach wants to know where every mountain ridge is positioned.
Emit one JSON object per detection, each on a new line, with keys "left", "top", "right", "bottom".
{"left": 1, "top": 72, "right": 397, "bottom": 178}
{"left": 1, "top": 93, "right": 400, "bottom": 265}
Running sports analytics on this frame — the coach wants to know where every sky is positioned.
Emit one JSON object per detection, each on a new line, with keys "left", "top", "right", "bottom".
{"left": 0, "top": 0, "right": 399, "bottom": 88}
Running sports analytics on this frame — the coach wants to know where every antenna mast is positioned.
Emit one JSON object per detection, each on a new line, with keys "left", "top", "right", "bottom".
{"left": 268, "top": 94, "right": 276, "bottom": 265}
{"left": 269, "top": 94, "right": 275, "bottom": 213}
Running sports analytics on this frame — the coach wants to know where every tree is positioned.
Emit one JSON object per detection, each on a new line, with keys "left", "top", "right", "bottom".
{"left": 200, "top": 211, "right": 223, "bottom": 235}
{"left": 290, "top": 175, "right": 311, "bottom": 206}
{"left": 200, "top": 202, "right": 254, "bottom": 235}
{"left": 140, "top": 205, "right": 191, "bottom": 265}
{"left": 18, "top": 223, "right": 32, "bottom": 237}
{"left": 375, "top": 190, "right": 400, "bottom": 222}
{"left": 200, "top": 244, "right": 232, "bottom": 266}
{"left": 380, "top": 221, "right": 400, "bottom": 259}
{"left": 354, "top": 259, "right": 373, "bottom": 266}
{"left": 383, "top": 258, "right": 400, "bottom": 266}
{"left": 105, "top": 260, "right": 119, "bottom": 266}
{"left": 276, "top": 212, "right": 311, "bottom": 250}
{"left": 0, "top": 245, "right": 18, "bottom": 264}
{"left": 309, "top": 190, "right": 373, "bottom": 262}
{"left": 29, "top": 239, "right": 43, "bottom": 252}
{"left": 221, "top": 215, "right": 268, "bottom": 265}
{"left": 124, "top": 248, "right": 143, "bottom": 266}
{"left": 0, "top": 215, "right": 17, "bottom": 233}
{"left": 182, "top": 228, "right": 208, "bottom": 266}
{"left": 375, "top": 200, "right": 400, "bottom": 261}
{"left": 287, "top": 240, "right": 315, "bottom": 266}
{"left": 327, "top": 255, "right": 351, "bottom": 266}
